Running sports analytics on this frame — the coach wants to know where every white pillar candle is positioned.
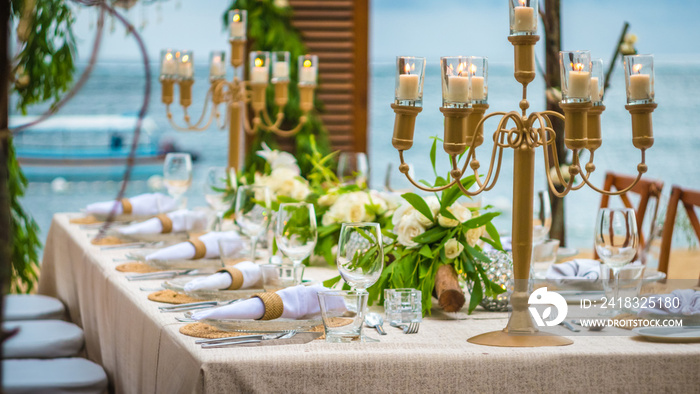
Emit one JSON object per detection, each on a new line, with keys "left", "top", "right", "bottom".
{"left": 567, "top": 71, "right": 590, "bottom": 99}
{"left": 589, "top": 77, "right": 600, "bottom": 102}
{"left": 161, "top": 57, "right": 177, "bottom": 75}
{"left": 230, "top": 22, "right": 245, "bottom": 37}
{"left": 397, "top": 74, "right": 419, "bottom": 100}
{"left": 469, "top": 76, "right": 485, "bottom": 101}
{"left": 273, "top": 62, "right": 290, "bottom": 80}
{"left": 629, "top": 74, "right": 650, "bottom": 100}
{"left": 250, "top": 66, "right": 268, "bottom": 83}
{"left": 514, "top": 6, "right": 535, "bottom": 31}
{"left": 178, "top": 62, "right": 193, "bottom": 79}
{"left": 299, "top": 66, "right": 317, "bottom": 84}
{"left": 446, "top": 75, "right": 468, "bottom": 102}
{"left": 210, "top": 57, "right": 225, "bottom": 78}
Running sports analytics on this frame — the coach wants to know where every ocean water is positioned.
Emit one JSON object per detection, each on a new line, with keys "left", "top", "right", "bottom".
{"left": 12, "top": 60, "right": 700, "bottom": 250}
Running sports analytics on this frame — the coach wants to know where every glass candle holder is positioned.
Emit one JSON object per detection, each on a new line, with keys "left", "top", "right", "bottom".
{"left": 209, "top": 51, "right": 226, "bottom": 81}
{"left": 271, "top": 51, "right": 290, "bottom": 83}
{"left": 395, "top": 56, "right": 426, "bottom": 107}
{"left": 509, "top": 0, "right": 538, "bottom": 36}
{"left": 228, "top": 9, "right": 247, "bottom": 40}
{"left": 468, "top": 56, "right": 488, "bottom": 104}
{"left": 624, "top": 54, "right": 654, "bottom": 104}
{"left": 177, "top": 50, "right": 194, "bottom": 80}
{"left": 298, "top": 54, "right": 318, "bottom": 86}
{"left": 440, "top": 56, "right": 469, "bottom": 108}
{"left": 160, "top": 49, "right": 178, "bottom": 79}
{"left": 249, "top": 51, "right": 270, "bottom": 84}
{"left": 590, "top": 58, "right": 604, "bottom": 105}
{"left": 559, "top": 50, "right": 591, "bottom": 103}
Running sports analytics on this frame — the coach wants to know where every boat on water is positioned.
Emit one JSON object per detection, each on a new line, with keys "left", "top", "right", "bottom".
{"left": 10, "top": 115, "right": 194, "bottom": 182}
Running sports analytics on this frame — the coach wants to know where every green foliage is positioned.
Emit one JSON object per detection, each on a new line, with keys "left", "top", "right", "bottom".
{"left": 224, "top": 0, "right": 330, "bottom": 177}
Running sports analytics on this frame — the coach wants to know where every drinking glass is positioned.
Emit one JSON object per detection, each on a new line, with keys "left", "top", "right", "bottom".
{"left": 234, "top": 185, "right": 272, "bottom": 261}
{"left": 336, "top": 222, "right": 384, "bottom": 291}
{"left": 533, "top": 189, "right": 551, "bottom": 244}
{"left": 163, "top": 153, "right": 192, "bottom": 206}
{"left": 317, "top": 290, "right": 368, "bottom": 343}
{"left": 260, "top": 263, "right": 305, "bottom": 291}
{"left": 337, "top": 152, "right": 369, "bottom": 186}
{"left": 384, "top": 162, "right": 414, "bottom": 193}
{"left": 275, "top": 203, "right": 317, "bottom": 266}
{"left": 594, "top": 208, "right": 638, "bottom": 312}
{"left": 204, "top": 167, "right": 236, "bottom": 231}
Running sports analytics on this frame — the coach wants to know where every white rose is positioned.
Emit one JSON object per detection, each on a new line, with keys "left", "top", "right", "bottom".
{"left": 318, "top": 193, "right": 338, "bottom": 207}
{"left": 347, "top": 202, "right": 367, "bottom": 223}
{"left": 444, "top": 238, "right": 464, "bottom": 259}
{"left": 392, "top": 203, "right": 414, "bottom": 227}
{"left": 411, "top": 195, "right": 439, "bottom": 227}
{"left": 466, "top": 226, "right": 485, "bottom": 247}
{"left": 396, "top": 215, "right": 425, "bottom": 248}
{"left": 256, "top": 143, "right": 300, "bottom": 174}
{"left": 290, "top": 180, "right": 310, "bottom": 200}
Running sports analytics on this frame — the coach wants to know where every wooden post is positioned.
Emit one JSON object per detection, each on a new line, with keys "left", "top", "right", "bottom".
{"left": 434, "top": 265, "right": 465, "bottom": 312}
{"left": 542, "top": 0, "right": 567, "bottom": 246}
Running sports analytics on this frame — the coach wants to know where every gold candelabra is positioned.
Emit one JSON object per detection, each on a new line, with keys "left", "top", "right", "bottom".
{"left": 158, "top": 9, "right": 316, "bottom": 169}
{"left": 391, "top": 0, "right": 657, "bottom": 347}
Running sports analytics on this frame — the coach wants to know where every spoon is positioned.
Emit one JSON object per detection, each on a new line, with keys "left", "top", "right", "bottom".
{"left": 365, "top": 313, "right": 387, "bottom": 335}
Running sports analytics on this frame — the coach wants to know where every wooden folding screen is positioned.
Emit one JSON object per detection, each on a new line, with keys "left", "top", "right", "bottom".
{"left": 658, "top": 186, "right": 700, "bottom": 280}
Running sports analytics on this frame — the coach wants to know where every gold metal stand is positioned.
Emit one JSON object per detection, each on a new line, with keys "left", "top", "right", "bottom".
{"left": 391, "top": 35, "right": 657, "bottom": 347}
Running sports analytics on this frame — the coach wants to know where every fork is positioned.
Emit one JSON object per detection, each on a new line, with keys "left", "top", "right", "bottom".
{"left": 195, "top": 330, "right": 295, "bottom": 344}
{"left": 125, "top": 269, "right": 199, "bottom": 281}
{"left": 200, "top": 330, "right": 298, "bottom": 348}
{"left": 158, "top": 298, "right": 243, "bottom": 312}
{"left": 391, "top": 321, "right": 420, "bottom": 334}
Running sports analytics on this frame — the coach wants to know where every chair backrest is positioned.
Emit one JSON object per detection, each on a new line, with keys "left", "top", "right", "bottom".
{"left": 597, "top": 172, "right": 664, "bottom": 261}
{"left": 658, "top": 185, "right": 700, "bottom": 280}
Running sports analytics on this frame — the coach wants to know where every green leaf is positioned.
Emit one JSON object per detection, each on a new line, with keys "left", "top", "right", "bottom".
{"left": 412, "top": 226, "right": 447, "bottom": 244}
{"left": 468, "top": 274, "right": 483, "bottom": 313}
{"left": 419, "top": 244, "right": 434, "bottom": 259}
{"left": 323, "top": 275, "right": 342, "bottom": 288}
{"left": 463, "top": 212, "right": 500, "bottom": 229}
{"left": 484, "top": 222, "right": 503, "bottom": 250}
{"left": 400, "top": 193, "right": 434, "bottom": 223}
{"left": 429, "top": 138, "right": 438, "bottom": 177}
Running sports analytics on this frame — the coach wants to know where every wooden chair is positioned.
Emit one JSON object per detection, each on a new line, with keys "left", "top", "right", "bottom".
{"left": 658, "top": 185, "right": 700, "bottom": 280}
{"left": 596, "top": 172, "right": 664, "bottom": 261}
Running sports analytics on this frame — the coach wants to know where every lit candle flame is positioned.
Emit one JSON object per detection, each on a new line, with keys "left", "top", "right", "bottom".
{"left": 303, "top": 59, "right": 312, "bottom": 68}
{"left": 469, "top": 63, "right": 477, "bottom": 76}
{"left": 633, "top": 64, "right": 643, "bottom": 74}
{"left": 572, "top": 63, "right": 584, "bottom": 72}
{"left": 181, "top": 54, "right": 189, "bottom": 63}
{"left": 165, "top": 53, "right": 173, "bottom": 61}
{"left": 519, "top": 0, "right": 526, "bottom": 6}
{"left": 404, "top": 63, "right": 411, "bottom": 75}
{"left": 255, "top": 58, "right": 264, "bottom": 67}
{"left": 233, "top": 13, "right": 241, "bottom": 22}
{"left": 456, "top": 63, "right": 463, "bottom": 76}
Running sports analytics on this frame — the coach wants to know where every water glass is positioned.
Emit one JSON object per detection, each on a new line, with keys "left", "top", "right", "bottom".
{"left": 337, "top": 152, "right": 369, "bottom": 186}
{"left": 532, "top": 239, "right": 560, "bottom": 266}
{"left": 204, "top": 166, "right": 236, "bottom": 231}
{"left": 234, "top": 185, "right": 272, "bottom": 261}
{"left": 336, "top": 222, "right": 384, "bottom": 291}
{"left": 317, "top": 290, "right": 368, "bottom": 343}
{"left": 275, "top": 203, "right": 317, "bottom": 266}
{"left": 218, "top": 238, "right": 247, "bottom": 267}
{"left": 384, "top": 288, "right": 422, "bottom": 326}
{"left": 260, "top": 263, "right": 305, "bottom": 291}
{"left": 163, "top": 153, "right": 192, "bottom": 206}
{"left": 601, "top": 264, "right": 646, "bottom": 301}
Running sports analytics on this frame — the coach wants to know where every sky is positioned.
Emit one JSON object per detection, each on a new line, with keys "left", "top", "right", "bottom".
{"left": 71, "top": 0, "right": 700, "bottom": 65}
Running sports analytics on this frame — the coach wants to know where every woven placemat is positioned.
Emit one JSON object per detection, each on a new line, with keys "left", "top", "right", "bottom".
{"left": 70, "top": 215, "right": 100, "bottom": 225}
{"left": 148, "top": 289, "right": 201, "bottom": 304}
{"left": 115, "top": 262, "right": 161, "bottom": 273}
{"left": 91, "top": 236, "right": 124, "bottom": 246}
{"left": 180, "top": 322, "right": 327, "bottom": 340}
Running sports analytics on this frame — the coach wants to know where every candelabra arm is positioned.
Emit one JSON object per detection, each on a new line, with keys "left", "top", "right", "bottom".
{"left": 577, "top": 149, "right": 648, "bottom": 196}
{"left": 398, "top": 150, "right": 458, "bottom": 193}
{"left": 462, "top": 112, "right": 512, "bottom": 191}
{"left": 256, "top": 108, "right": 309, "bottom": 137}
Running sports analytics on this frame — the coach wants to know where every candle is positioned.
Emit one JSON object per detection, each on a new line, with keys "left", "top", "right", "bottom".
{"left": 250, "top": 57, "right": 268, "bottom": 83}
{"left": 299, "top": 59, "right": 317, "bottom": 84}
{"left": 397, "top": 74, "right": 419, "bottom": 100}
{"left": 470, "top": 76, "right": 485, "bottom": 101}
{"left": 514, "top": 1, "right": 535, "bottom": 32}
{"left": 273, "top": 61, "right": 289, "bottom": 80}
{"left": 230, "top": 13, "right": 245, "bottom": 37}
{"left": 446, "top": 75, "right": 469, "bottom": 102}
{"left": 178, "top": 54, "right": 193, "bottom": 79}
{"left": 590, "top": 77, "right": 600, "bottom": 102}
{"left": 161, "top": 53, "right": 177, "bottom": 75}
{"left": 210, "top": 56, "right": 225, "bottom": 78}
{"left": 567, "top": 63, "right": 590, "bottom": 99}
{"left": 629, "top": 65, "right": 650, "bottom": 101}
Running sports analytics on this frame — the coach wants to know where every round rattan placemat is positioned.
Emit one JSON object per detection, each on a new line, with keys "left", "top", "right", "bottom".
{"left": 70, "top": 215, "right": 100, "bottom": 225}
{"left": 115, "top": 262, "right": 161, "bottom": 273}
{"left": 91, "top": 236, "right": 124, "bottom": 246}
{"left": 179, "top": 322, "right": 327, "bottom": 340}
{"left": 148, "top": 289, "right": 201, "bottom": 304}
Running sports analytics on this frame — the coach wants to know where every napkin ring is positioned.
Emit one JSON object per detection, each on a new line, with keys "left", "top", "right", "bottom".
{"left": 188, "top": 238, "right": 206, "bottom": 260}
{"left": 218, "top": 267, "right": 244, "bottom": 290}
{"left": 121, "top": 198, "right": 133, "bottom": 214}
{"left": 156, "top": 214, "right": 173, "bottom": 234}
{"left": 253, "top": 292, "right": 284, "bottom": 321}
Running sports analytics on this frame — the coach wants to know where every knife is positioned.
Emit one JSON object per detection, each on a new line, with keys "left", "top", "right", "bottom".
{"left": 202, "top": 331, "right": 322, "bottom": 348}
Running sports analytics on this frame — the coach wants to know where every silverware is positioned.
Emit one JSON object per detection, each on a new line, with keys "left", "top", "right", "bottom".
{"left": 125, "top": 269, "right": 199, "bottom": 281}
{"left": 571, "top": 319, "right": 604, "bottom": 332}
{"left": 139, "top": 286, "right": 164, "bottom": 292}
{"left": 158, "top": 298, "right": 243, "bottom": 313}
{"left": 201, "top": 330, "right": 298, "bottom": 348}
{"left": 365, "top": 313, "right": 387, "bottom": 335}
{"left": 559, "top": 321, "right": 581, "bottom": 332}
{"left": 196, "top": 331, "right": 292, "bottom": 345}
{"left": 175, "top": 317, "right": 196, "bottom": 323}
{"left": 390, "top": 321, "right": 420, "bottom": 334}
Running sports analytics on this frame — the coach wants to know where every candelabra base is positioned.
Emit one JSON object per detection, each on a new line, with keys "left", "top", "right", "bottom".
{"left": 467, "top": 329, "right": 573, "bottom": 347}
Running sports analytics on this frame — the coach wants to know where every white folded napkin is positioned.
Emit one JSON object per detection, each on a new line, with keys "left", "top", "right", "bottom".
{"left": 184, "top": 261, "right": 262, "bottom": 292}
{"left": 117, "top": 209, "right": 208, "bottom": 235}
{"left": 191, "top": 284, "right": 336, "bottom": 321}
{"left": 638, "top": 289, "right": 700, "bottom": 317}
{"left": 145, "top": 231, "right": 243, "bottom": 261}
{"left": 86, "top": 193, "right": 177, "bottom": 216}
{"left": 545, "top": 259, "right": 601, "bottom": 281}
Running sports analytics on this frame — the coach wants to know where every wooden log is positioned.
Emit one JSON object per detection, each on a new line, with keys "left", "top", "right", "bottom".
{"left": 434, "top": 265, "right": 465, "bottom": 312}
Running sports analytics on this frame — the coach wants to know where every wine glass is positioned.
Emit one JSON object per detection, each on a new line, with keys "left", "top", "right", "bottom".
{"left": 337, "top": 222, "right": 384, "bottom": 291}
{"left": 594, "top": 208, "right": 638, "bottom": 313}
{"left": 384, "top": 162, "right": 414, "bottom": 193}
{"left": 275, "top": 203, "right": 317, "bottom": 266}
{"left": 234, "top": 185, "right": 272, "bottom": 261}
{"left": 163, "top": 153, "right": 192, "bottom": 207}
{"left": 532, "top": 189, "right": 551, "bottom": 244}
{"left": 204, "top": 167, "right": 236, "bottom": 231}
{"left": 337, "top": 152, "right": 369, "bottom": 186}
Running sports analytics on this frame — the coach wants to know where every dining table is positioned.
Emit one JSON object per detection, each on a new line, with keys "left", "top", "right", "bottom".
{"left": 38, "top": 213, "right": 700, "bottom": 393}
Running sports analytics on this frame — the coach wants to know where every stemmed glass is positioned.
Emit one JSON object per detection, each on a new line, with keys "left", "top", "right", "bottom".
{"left": 234, "top": 185, "right": 272, "bottom": 261}
{"left": 275, "top": 203, "right": 317, "bottom": 266}
{"left": 336, "top": 222, "right": 384, "bottom": 342}
{"left": 204, "top": 167, "right": 236, "bottom": 231}
{"left": 532, "top": 189, "right": 551, "bottom": 244}
{"left": 594, "top": 208, "right": 638, "bottom": 313}
{"left": 163, "top": 153, "right": 192, "bottom": 207}
{"left": 337, "top": 152, "right": 369, "bottom": 186}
